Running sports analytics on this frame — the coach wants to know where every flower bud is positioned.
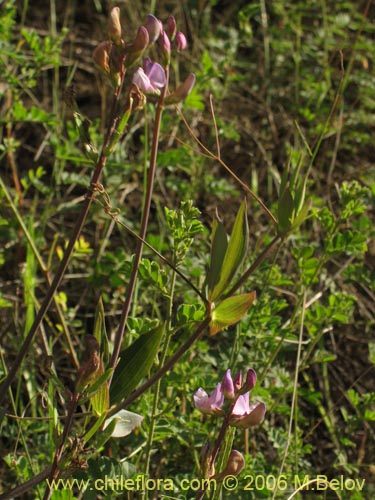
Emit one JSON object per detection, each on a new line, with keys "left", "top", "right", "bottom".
{"left": 108, "top": 7, "right": 123, "bottom": 46}
{"left": 93, "top": 41, "right": 111, "bottom": 75}
{"left": 245, "top": 368, "right": 257, "bottom": 391}
{"left": 214, "top": 450, "right": 245, "bottom": 480}
{"left": 165, "top": 73, "right": 195, "bottom": 104}
{"left": 75, "top": 335, "right": 101, "bottom": 393}
{"left": 143, "top": 14, "right": 162, "bottom": 44}
{"left": 175, "top": 31, "right": 187, "bottom": 51}
{"left": 165, "top": 16, "right": 177, "bottom": 41}
{"left": 125, "top": 26, "right": 149, "bottom": 68}
{"left": 221, "top": 369, "right": 235, "bottom": 400}
{"left": 233, "top": 371, "right": 242, "bottom": 391}
{"left": 158, "top": 30, "right": 171, "bottom": 66}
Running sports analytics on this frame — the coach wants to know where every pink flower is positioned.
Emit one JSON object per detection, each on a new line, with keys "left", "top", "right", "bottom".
{"left": 143, "top": 14, "right": 162, "bottom": 44}
{"left": 229, "top": 392, "right": 266, "bottom": 429}
{"left": 194, "top": 384, "right": 224, "bottom": 415}
{"left": 175, "top": 31, "right": 187, "bottom": 51}
{"left": 132, "top": 58, "right": 166, "bottom": 95}
{"left": 221, "top": 369, "right": 235, "bottom": 400}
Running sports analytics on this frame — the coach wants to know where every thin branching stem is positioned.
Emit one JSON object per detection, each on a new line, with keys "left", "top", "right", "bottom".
{"left": 109, "top": 66, "right": 170, "bottom": 374}
{"left": 43, "top": 392, "right": 80, "bottom": 500}
{"left": 0, "top": 80, "right": 125, "bottom": 404}
{"left": 177, "top": 105, "right": 277, "bottom": 225}
{"left": 108, "top": 316, "right": 211, "bottom": 416}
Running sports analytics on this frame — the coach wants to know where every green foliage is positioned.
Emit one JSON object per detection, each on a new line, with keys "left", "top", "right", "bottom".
{"left": 0, "top": 0, "right": 374, "bottom": 499}
{"left": 110, "top": 325, "right": 165, "bottom": 403}
{"left": 208, "top": 199, "right": 248, "bottom": 302}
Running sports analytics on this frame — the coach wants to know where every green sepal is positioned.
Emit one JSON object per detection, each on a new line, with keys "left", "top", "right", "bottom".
{"left": 208, "top": 200, "right": 248, "bottom": 302}
{"left": 110, "top": 324, "right": 164, "bottom": 404}
{"left": 209, "top": 291, "right": 256, "bottom": 336}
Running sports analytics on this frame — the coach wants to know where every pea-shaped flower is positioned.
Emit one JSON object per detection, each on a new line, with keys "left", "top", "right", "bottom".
{"left": 194, "top": 383, "right": 224, "bottom": 415}
{"left": 229, "top": 392, "right": 266, "bottom": 429}
{"left": 132, "top": 58, "right": 166, "bottom": 95}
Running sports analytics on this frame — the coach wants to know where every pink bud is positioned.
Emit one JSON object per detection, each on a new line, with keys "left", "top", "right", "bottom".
{"left": 245, "top": 368, "right": 257, "bottom": 391}
{"left": 221, "top": 369, "right": 235, "bottom": 400}
{"left": 158, "top": 30, "right": 171, "bottom": 65}
{"left": 175, "top": 31, "right": 187, "bottom": 51}
{"left": 233, "top": 371, "right": 242, "bottom": 391}
{"left": 165, "top": 73, "right": 195, "bottom": 104}
{"left": 165, "top": 16, "right": 177, "bottom": 41}
{"left": 143, "top": 14, "right": 161, "bottom": 44}
{"left": 214, "top": 450, "right": 245, "bottom": 480}
{"left": 125, "top": 26, "right": 149, "bottom": 68}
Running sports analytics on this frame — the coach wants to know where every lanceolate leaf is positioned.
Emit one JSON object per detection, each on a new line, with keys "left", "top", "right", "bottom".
{"left": 88, "top": 364, "right": 111, "bottom": 417}
{"left": 209, "top": 292, "right": 256, "bottom": 336}
{"left": 207, "top": 218, "right": 228, "bottom": 294}
{"left": 93, "top": 296, "right": 110, "bottom": 364}
{"left": 209, "top": 200, "right": 249, "bottom": 302}
{"left": 277, "top": 185, "right": 294, "bottom": 235}
{"left": 110, "top": 324, "right": 164, "bottom": 404}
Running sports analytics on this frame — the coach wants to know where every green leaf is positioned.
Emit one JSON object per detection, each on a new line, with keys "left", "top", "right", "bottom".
{"left": 277, "top": 185, "right": 294, "bottom": 235}
{"left": 368, "top": 342, "right": 375, "bottom": 365}
{"left": 110, "top": 324, "right": 164, "bottom": 404}
{"left": 207, "top": 218, "right": 228, "bottom": 294}
{"left": 88, "top": 365, "right": 111, "bottom": 417}
{"left": 209, "top": 200, "right": 248, "bottom": 302}
{"left": 209, "top": 292, "right": 256, "bottom": 336}
{"left": 85, "top": 367, "right": 112, "bottom": 400}
{"left": 92, "top": 417, "right": 117, "bottom": 449}
{"left": 83, "top": 412, "right": 107, "bottom": 444}
{"left": 93, "top": 297, "right": 110, "bottom": 364}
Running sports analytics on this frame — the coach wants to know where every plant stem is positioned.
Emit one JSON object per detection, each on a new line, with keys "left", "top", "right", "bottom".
{"left": 225, "top": 234, "right": 281, "bottom": 297}
{"left": 195, "top": 399, "right": 238, "bottom": 500}
{"left": 108, "top": 316, "right": 211, "bottom": 416}
{"left": 109, "top": 66, "right": 170, "bottom": 374}
{"left": 0, "top": 467, "right": 53, "bottom": 500}
{"left": 0, "top": 82, "right": 124, "bottom": 405}
{"left": 0, "top": 176, "right": 79, "bottom": 368}
{"left": 43, "top": 391, "right": 80, "bottom": 500}
{"left": 143, "top": 255, "right": 177, "bottom": 487}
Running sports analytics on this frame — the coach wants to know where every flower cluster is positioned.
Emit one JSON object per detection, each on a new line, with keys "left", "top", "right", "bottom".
{"left": 194, "top": 368, "right": 266, "bottom": 429}
{"left": 92, "top": 8, "right": 195, "bottom": 104}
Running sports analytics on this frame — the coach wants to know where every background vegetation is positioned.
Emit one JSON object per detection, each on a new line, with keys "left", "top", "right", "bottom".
{"left": 0, "top": 0, "right": 374, "bottom": 498}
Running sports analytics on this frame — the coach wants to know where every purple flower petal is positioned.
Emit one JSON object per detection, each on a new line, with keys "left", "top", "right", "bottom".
{"left": 232, "top": 392, "right": 250, "bottom": 415}
{"left": 147, "top": 61, "right": 166, "bottom": 88}
{"left": 132, "top": 67, "right": 152, "bottom": 92}
{"left": 194, "top": 383, "right": 224, "bottom": 415}
{"left": 230, "top": 402, "right": 266, "bottom": 428}
{"left": 221, "top": 369, "right": 235, "bottom": 399}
